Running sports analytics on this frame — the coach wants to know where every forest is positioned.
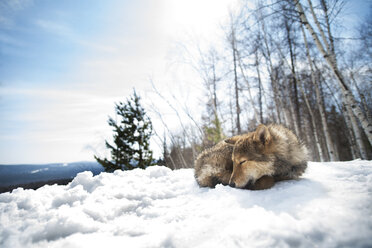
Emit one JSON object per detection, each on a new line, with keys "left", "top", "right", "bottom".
{"left": 151, "top": 0, "right": 372, "bottom": 169}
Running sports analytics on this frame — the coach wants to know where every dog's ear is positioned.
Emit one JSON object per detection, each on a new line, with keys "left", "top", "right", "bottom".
{"left": 224, "top": 135, "right": 240, "bottom": 146}
{"left": 254, "top": 124, "right": 271, "bottom": 145}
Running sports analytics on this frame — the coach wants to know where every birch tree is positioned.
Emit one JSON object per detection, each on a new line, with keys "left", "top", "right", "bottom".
{"left": 299, "top": 22, "right": 336, "bottom": 161}
{"left": 293, "top": 0, "right": 372, "bottom": 146}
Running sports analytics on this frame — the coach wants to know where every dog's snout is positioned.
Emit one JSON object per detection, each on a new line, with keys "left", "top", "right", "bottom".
{"left": 229, "top": 182, "right": 236, "bottom": 188}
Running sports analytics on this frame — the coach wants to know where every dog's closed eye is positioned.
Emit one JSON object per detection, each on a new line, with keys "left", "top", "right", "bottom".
{"left": 239, "top": 160, "right": 246, "bottom": 165}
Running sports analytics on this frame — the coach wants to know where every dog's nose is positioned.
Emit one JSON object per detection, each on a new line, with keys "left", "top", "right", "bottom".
{"left": 229, "top": 182, "right": 236, "bottom": 188}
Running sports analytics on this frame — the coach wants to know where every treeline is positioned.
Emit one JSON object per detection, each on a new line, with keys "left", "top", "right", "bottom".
{"left": 154, "top": 0, "right": 371, "bottom": 168}
{"left": 0, "top": 178, "right": 73, "bottom": 194}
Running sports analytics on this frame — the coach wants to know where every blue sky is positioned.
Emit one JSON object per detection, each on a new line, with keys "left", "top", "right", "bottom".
{"left": 0, "top": 0, "right": 370, "bottom": 164}
{"left": 0, "top": 0, "right": 236, "bottom": 164}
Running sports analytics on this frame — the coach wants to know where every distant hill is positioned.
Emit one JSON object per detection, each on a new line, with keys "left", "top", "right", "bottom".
{"left": 0, "top": 162, "right": 104, "bottom": 188}
{"left": 0, "top": 178, "right": 74, "bottom": 194}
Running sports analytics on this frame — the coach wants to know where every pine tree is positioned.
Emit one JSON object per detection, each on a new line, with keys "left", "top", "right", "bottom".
{"left": 95, "top": 89, "right": 154, "bottom": 172}
{"left": 202, "top": 114, "right": 224, "bottom": 148}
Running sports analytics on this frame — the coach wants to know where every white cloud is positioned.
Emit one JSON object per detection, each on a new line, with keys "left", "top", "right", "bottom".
{"left": 0, "top": 87, "right": 119, "bottom": 163}
{"left": 35, "top": 19, "right": 73, "bottom": 36}
{"left": 0, "top": 0, "right": 33, "bottom": 29}
{"left": 34, "top": 19, "right": 117, "bottom": 54}
{"left": 0, "top": 0, "right": 242, "bottom": 163}
{"left": 0, "top": 0, "right": 33, "bottom": 11}
{"left": 0, "top": 33, "right": 25, "bottom": 46}
{"left": 0, "top": 15, "right": 14, "bottom": 28}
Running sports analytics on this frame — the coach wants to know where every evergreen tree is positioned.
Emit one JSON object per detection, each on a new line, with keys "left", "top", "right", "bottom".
{"left": 202, "top": 114, "right": 224, "bottom": 148}
{"left": 95, "top": 89, "right": 154, "bottom": 172}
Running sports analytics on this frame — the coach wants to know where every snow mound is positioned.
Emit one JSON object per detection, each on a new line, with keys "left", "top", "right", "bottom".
{"left": 1, "top": 161, "right": 371, "bottom": 248}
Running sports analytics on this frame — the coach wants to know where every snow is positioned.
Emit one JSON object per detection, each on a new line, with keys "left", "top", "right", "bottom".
{"left": 30, "top": 168, "right": 49, "bottom": 174}
{"left": 0, "top": 160, "right": 371, "bottom": 248}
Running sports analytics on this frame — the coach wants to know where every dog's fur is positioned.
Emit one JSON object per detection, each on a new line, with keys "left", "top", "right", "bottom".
{"left": 194, "top": 136, "right": 237, "bottom": 188}
{"left": 227, "top": 124, "right": 308, "bottom": 189}
{"left": 194, "top": 124, "right": 308, "bottom": 190}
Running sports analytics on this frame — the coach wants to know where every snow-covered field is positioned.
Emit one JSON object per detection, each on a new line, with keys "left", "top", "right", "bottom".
{"left": 0, "top": 160, "right": 371, "bottom": 248}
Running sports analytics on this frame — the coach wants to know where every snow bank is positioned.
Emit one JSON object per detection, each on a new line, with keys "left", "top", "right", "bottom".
{"left": 1, "top": 161, "right": 371, "bottom": 248}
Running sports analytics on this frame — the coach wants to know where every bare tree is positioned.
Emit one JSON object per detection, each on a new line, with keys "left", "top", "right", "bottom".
{"left": 293, "top": 0, "right": 372, "bottom": 146}
{"left": 197, "top": 46, "right": 225, "bottom": 145}
{"left": 282, "top": 3, "right": 302, "bottom": 137}
{"left": 254, "top": 48, "right": 264, "bottom": 124}
{"left": 236, "top": 48, "right": 260, "bottom": 124}
{"left": 257, "top": 7, "right": 291, "bottom": 126}
{"left": 271, "top": 14, "right": 324, "bottom": 160}
{"left": 299, "top": 23, "right": 336, "bottom": 160}
{"left": 228, "top": 15, "right": 242, "bottom": 134}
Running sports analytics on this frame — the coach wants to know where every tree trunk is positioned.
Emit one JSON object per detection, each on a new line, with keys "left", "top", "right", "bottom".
{"left": 229, "top": 86, "right": 235, "bottom": 136}
{"left": 210, "top": 57, "right": 224, "bottom": 141}
{"left": 299, "top": 81, "right": 324, "bottom": 161}
{"left": 297, "top": 8, "right": 336, "bottom": 161}
{"left": 281, "top": 79, "right": 299, "bottom": 134}
{"left": 294, "top": 0, "right": 372, "bottom": 146}
{"left": 322, "top": 76, "right": 361, "bottom": 161}
{"left": 319, "top": 0, "right": 337, "bottom": 64}
{"left": 236, "top": 49, "right": 260, "bottom": 123}
{"left": 212, "top": 62, "right": 218, "bottom": 119}
{"left": 233, "top": 48, "right": 241, "bottom": 134}
{"left": 259, "top": 12, "right": 286, "bottom": 125}
{"left": 255, "top": 50, "right": 264, "bottom": 124}
{"left": 299, "top": 26, "right": 336, "bottom": 160}
{"left": 350, "top": 71, "right": 372, "bottom": 124}
{"left": 303, "top": 117, "right": 314, "bottom": 160}
{"left": 284, "top": 14, "right": 301, "bottom": 137}
{"left": 346, "top": 104, "right": 368, "bottom": 159}
{"left": 306, "top": 0, "right": 336, "bottom": 65}
{"left": 315, "top": 79, "right": 337, "bottom": 161}
{"left": 342, "top": 105, "right": 360, "bottom": 159}
{"left": 230, "top": 26, "right": 242, "bottom": 134}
